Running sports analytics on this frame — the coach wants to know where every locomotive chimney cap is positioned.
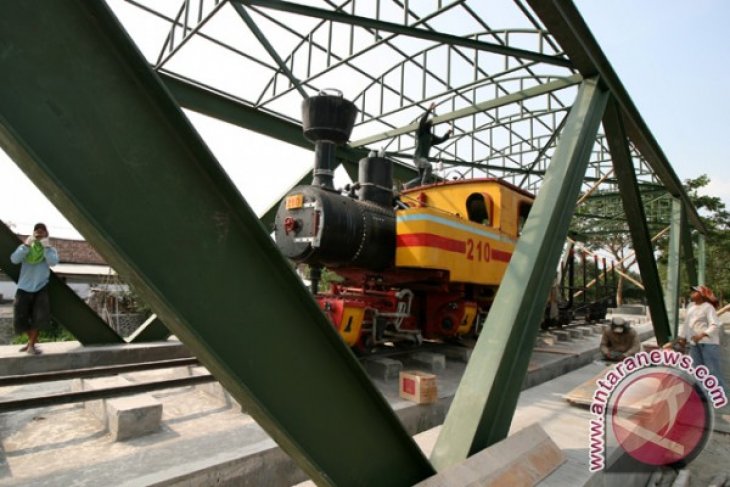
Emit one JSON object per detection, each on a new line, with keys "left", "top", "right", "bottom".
{"left": 301, "top": 88, "right": 357, "bottom": 145}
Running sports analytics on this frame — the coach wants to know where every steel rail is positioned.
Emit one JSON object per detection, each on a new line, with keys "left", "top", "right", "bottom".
{"left": 0, "top": 358, "right": 199, "bottom": 387}
{"left": 0, "top": 374, "right": 216, "bottom": 413}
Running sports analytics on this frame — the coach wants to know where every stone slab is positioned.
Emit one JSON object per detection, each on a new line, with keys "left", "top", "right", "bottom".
{"left": 414, "top": 423, "right": 565, "bottom": 487}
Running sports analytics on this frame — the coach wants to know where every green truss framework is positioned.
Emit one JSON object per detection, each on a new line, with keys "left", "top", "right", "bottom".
{"left": 0, "top": 0, "right": 707, "bottom": 483}
{"left": 109, "top": 0, "right": 701, "bottom": 225}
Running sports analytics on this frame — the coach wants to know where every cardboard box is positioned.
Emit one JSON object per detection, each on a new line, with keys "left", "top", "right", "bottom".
{"left": 399, "top": 370, "right": 438, "bottom": 404}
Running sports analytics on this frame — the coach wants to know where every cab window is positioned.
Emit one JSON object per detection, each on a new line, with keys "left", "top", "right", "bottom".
{"left": 518, "top": 201, "right": 532, "bottom": 235}
{"left": 466, "top": 193, "right": 490, "bottom": 225}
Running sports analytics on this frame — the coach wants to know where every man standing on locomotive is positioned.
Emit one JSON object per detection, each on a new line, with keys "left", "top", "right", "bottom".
{"left": 407, "top": 102, "right": 452, "bottom": 188}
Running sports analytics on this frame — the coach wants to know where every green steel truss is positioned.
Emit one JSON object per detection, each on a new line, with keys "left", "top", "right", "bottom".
{"left": 0, "top": 3, "right": 433, "bottom": 485}
{"left": 0, "top": 0, "right": 705, "bottom": 483}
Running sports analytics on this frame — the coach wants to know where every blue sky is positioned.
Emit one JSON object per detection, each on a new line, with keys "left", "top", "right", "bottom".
{"left": 575, "top": 0, "right": 730, "bottom": 205}
{"left": 1, "top": 1, "right": 727, "bottom": 238}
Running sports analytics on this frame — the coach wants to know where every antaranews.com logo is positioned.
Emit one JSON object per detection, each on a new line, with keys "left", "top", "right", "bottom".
{"left": 589, "top": 349, "right": 727, "bottom": 472}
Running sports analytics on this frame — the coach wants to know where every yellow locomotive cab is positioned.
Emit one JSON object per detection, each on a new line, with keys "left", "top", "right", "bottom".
{"left": 396, "top": 179, "right": 533, "bottom": 287}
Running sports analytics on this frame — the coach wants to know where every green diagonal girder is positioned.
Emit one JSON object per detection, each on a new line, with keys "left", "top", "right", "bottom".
{"left": 0, "top": 220, "right": 123, "bottom": 344}
{"left": 698, "top": 235, "right": 706, "bottom": 285}
{"left": 603, "top": 98, "right": 671, "bottom": 345}
{"left": 430, "top": 78, "right": 608, "bottom": 470}
{"left": 0, "top": 2, "right": 433, "bottom": 485}
{"left": 665, "top": 198, "right": 682, "bottom": 337}
{"left": 680, "top": 207, "right": 697, "bottom": 288}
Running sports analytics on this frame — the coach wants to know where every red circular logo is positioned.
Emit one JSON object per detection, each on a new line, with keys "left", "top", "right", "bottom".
{"left": 611, "top": 369, "right": 710, "bottom": 466}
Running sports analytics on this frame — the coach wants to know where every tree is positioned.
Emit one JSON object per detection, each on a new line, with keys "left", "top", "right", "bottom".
{"left": 658, "top": 175, "right": 730, "bottom": 303}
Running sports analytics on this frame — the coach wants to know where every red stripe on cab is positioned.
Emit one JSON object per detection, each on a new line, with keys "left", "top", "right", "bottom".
{"left": 491, "top": 249, "right": 512, "bottom": 262}
{"left": 396, "top": 233, "right": 466, "bottom": 253}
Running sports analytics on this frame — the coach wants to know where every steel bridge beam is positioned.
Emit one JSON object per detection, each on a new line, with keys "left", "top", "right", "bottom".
{"left": 665, "top": 198, "right": 682, "bottom": 337}
{"left": 0, "top": 220, "right": 123, "bottom": 344}
{"left": 603, "top": 98, "right": 672, "bottom": 345}
{"left": 430, "top": 78, "right": 608, "bottom": 470}
{"left": 238, "top": 0, "right": 573, "bottom": 68}
{"left": 680, "top": 207, "right": 698, "bottom": 288}
{"left": 526, "top": 0, "right": 705, "bottom": 234}
{"left": 0, "top": 2, "right": 433, "bottom": 485}
{"left": 698, "top": 235, "right": 706, "bottom": 285}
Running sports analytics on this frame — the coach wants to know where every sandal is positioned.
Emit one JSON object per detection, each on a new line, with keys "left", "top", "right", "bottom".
{"left": 26, "top": 345, "right": 42, "bottom": 355}
{"left": 18, "top": 344, "right": 28, "bottom": 352}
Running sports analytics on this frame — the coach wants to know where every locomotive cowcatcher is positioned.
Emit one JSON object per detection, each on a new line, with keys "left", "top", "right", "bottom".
{"left": 274, "top": 91, "right": 533, "bottom": 350}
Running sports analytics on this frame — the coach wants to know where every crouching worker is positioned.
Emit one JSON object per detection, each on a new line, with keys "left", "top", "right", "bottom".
{"left": 600, "top": 317, "right": 641, "bottom": 361}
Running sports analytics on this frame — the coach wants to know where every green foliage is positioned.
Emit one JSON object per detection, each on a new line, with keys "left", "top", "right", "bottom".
{"left": 12, "top": 320, "right": 75, "bottom": 344}
{"left": 680, "top": 175, "right": 730, "bottom": 300}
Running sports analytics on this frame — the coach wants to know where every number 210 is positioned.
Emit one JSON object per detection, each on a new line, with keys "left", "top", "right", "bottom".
{"left": 466, "top": 239, "right": 491, "bottom": 262}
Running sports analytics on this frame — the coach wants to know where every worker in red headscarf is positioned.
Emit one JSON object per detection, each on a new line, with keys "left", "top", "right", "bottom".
{"left": 678, "top": 285, "right": 725, "bottom": 394}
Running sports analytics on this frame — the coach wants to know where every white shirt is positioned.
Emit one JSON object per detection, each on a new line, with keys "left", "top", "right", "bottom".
{"left": 680, "top": 302, "right": 721, "bottom": 345}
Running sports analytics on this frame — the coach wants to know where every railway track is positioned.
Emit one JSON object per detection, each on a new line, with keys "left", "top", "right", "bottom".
{"left": 0, "top": 318, "right": 611, "bottom": 412}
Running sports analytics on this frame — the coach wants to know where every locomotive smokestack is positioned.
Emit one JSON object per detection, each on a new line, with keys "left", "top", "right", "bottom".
{"left": 358, "top": 155, "right": 393, "bottom": 207}
{"left": 301, "top": 89, "right": 357, "bottom": 190}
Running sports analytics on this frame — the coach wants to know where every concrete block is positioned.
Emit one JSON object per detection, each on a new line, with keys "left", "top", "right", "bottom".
{"left": 72, "top": 375, "right": 162, "bottom": 441}
{"left": 536, "top": 334, "right": 556, "bottom": 347}
{"left": 567, "top": 329, "right": 583, "bottom": 339}
{"left": 415, "top": 423, "right": 565, "bottom": 487}
{"left": 553, "top": 330, "right": 571, "bottom": 342}
{"left": 72, "top": 376, "right": 130, "bottom": 424}
{"left": 362, "top": 357, "right": 402, "bottom": 381}
{"left": 576, "top": 326, "right": 594, "bottom": 337}
{"left": 440, "top": 346, "right": 472, "bottom": 363}
{"left": 409, "top": 352, "right": 446, "bottom": 372}
{"left": 107, "top": 396, "right": 162, "bottom": 441}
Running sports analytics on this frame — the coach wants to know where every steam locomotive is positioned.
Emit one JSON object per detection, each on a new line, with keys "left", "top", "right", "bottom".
{"left": 274, "top": 91, "right": 536, "bottom": 350}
